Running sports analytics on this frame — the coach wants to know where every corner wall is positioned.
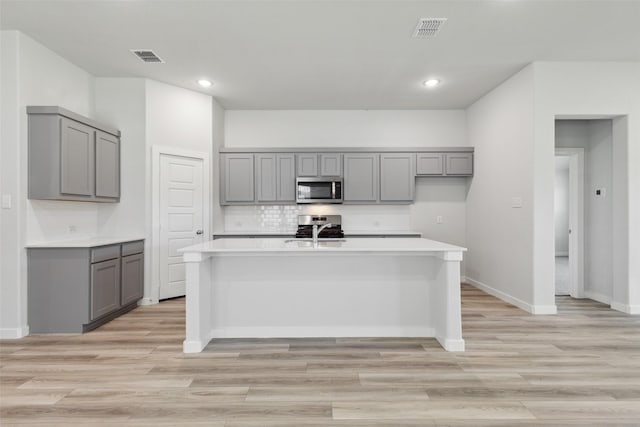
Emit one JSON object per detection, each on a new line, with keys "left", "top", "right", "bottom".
{"left": 464, "top": 65, "right": 552, "bottom": 313}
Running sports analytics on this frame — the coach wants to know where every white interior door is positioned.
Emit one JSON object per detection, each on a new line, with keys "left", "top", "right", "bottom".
{"left": 159, "top": 154, "right": 205, "bottom": 300}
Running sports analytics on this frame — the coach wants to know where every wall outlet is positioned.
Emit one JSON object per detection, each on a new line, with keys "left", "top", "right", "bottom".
{"left": 511, "top": 197, "right": 523, "bottom": 208}
{"left": 595, "top": 188, "right": 606, "bottom": 197}
{"left": 1, "top": 194, "right": 11, "bottom": 209}
{"left": 68, "top": 225, "right": 77, "bottom": 233}
{"left": 436, "top": 215, "right": 443, "bottom": 224}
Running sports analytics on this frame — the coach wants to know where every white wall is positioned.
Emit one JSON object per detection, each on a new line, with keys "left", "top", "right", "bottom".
{"left": 464, "top": 65, "right": 546, "bottom": 313}
{"left": 1, "top": 31, "right": 96, "bottom": 337}
{"left": 223, "top": 110, "right": 469, "bottom": 253}
{"left": 211, "top": 98, "right": 225, "bottom": 234}
{"left": 554, "top": 163, "right": 569, "bottom": 256}
{"left": 555, "top": 119, "right": 614, "bottom": 302}
{"left": 535, "top": 62, "right": 640, "bottom": 313}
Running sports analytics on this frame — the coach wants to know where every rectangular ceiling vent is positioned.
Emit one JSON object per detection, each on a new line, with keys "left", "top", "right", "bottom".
{"left": 130, "top": 49, "right": 164, "bottom": 63}
{"left": 412, "top": 18, "right": 447, "bottom": 38}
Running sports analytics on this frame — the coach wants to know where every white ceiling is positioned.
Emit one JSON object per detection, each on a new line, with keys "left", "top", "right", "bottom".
{"left": 2, "top": 0, "right": 639, "bottom": 109}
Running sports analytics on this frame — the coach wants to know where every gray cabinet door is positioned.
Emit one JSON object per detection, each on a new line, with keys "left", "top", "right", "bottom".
{"left": 277, "top": 154, "right": 295, "bottom": 201}
{"left": 121, "top": 253, "right": 144, "bottom": 306}
{"left": 223, "top": 154, "right": 255, "bottom": 203}
{"left": 416, "top": 153, "right": 444, "bottom": 175}
{"left": 343, "top": 153, "right": 379, "bottom": 202}
{"left": 90, "top": 258, "right": 121, "bottom": 320}
{"left": 380, "top": 154, "right": 416, "bottom": 202}
{"left": 95, "top": 131, "right": 120, "bottom": 198}
{"left": 445, "top": 153, "right": 473, "bottom": 176}
{"left": 60, "top": 118, "right": 94, "bottom": 196}
{"left": 255, "top": 154, "right": 277, "bottom": 202}
{"left": 320, "top": 153, "right": 342, "bottom": 176}
{"left": 296, "top": 154, "right": 318, "bottom": 177}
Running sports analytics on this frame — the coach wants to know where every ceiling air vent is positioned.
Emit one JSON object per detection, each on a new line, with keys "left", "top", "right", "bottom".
{"left": 412, "top": 18, "right": 447, "bottom": 38}
{"left": 130, "top": 49, "right": 164, "bottom": 63}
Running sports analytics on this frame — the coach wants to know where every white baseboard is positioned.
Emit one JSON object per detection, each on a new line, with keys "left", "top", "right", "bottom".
{"left": 611, "top": 301, "right": 640, "bottom": 315}
{"left": 465, "top": 277, "right": 557, "bottom": 315}
{"left": 138, "top": 297, "right": 158, "bottom": 306}
{"left": 0, "top": 326, "right": 29, "bottom": 339}
{"left": 210, "top": 326, "right": 436, "bottom": 339}
{"left": 436, "top": 336, "right": 465, "bottom": 352}
{"left": 584, "top": 290, "right": 612, "bottom": 305}
{"left": 555, "top": 251, "right": 569, "bottom": 257}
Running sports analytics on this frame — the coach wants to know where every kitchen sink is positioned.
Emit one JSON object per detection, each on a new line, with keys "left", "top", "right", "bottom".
{"left": 284, "top": 238, "right": 346, "bottom": 247}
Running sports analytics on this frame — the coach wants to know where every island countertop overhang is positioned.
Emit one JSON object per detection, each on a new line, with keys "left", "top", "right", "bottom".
{"left": 179, "top": 237, "right": 466, "bottom": 261}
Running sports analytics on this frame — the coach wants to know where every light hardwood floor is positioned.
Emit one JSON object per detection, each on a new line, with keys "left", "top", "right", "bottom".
{"left": 2, "top": 284, "right": 640, "bottom": 426}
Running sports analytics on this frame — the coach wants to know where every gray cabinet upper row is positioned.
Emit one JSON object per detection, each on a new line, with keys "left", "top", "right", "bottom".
{"left": 27, "top": 106, "right": 121, "bottom": 203}
{"left": 221, "top": 148, "right": 473, "bottom": 205}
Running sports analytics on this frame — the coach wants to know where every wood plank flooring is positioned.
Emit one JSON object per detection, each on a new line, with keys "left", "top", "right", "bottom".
{"left": 2, "top": 284, "right": 640, "bottom": 426}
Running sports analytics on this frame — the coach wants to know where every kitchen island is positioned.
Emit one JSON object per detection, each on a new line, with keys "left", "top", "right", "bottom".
{"left": 179, "top": 238, "right": 466, "bottom": 353}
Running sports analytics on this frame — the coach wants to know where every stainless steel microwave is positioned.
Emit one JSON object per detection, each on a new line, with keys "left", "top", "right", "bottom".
{"left": 296, "top": 177, "right": 343, "bottom": 204}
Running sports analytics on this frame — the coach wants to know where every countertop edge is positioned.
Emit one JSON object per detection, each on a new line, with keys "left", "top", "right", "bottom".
{"left": 25, "top": 237, "right": 145, "bottom": 249}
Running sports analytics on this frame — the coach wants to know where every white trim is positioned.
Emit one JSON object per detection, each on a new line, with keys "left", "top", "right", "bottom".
{"left": 210, "top": 326, "right": 436, "bottom": 338}
{"left": 555, "top": 148, "right": 585, "bottom": 299}
{"left": 610, "top": 302, "right": 640, "bottom": 315}
{"left": 436, "top": 336, "right": 465, "bottom": 352}
{"left": 151, "top": 145, "right": 211, "bottom": 303}
{"left": 0, "top": 326, "right": 29, "bottom": 339}
{"left": 466, "top": 277, "right": 557, "bottom": 315}
{"left": 584, "top": 290, "right": 612, "bottom": 305}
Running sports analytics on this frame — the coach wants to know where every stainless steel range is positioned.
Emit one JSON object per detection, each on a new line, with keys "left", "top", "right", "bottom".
{"left": 295, "top": 215, "right": 344, "bottom": 239}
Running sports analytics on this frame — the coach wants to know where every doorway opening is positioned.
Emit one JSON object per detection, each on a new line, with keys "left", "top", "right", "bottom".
{"left": 554, "top": 119, "right": 614, "bottom": 305}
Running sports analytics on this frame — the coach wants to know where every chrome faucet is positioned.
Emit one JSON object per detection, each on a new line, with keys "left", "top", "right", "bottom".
{"left": 312, "top": 223, "right": 333, "bottom": 247}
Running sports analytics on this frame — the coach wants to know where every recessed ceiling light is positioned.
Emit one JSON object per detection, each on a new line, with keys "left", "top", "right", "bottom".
{"left": 423, "top": 79, "right": 440, "bottom": 88}
{"left": 197, "top": 79, "right": 213, "bottom": 88}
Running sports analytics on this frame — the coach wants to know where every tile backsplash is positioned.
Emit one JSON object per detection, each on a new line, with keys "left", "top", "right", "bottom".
{"left": 224, "top": 205, "right": 412, "bottom": 232}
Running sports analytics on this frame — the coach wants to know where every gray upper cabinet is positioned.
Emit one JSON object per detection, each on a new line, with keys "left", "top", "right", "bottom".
{"left": 416, "top": 153, "right": 444, "bottom": 175}
{"left": 380, "top": 154, "right": 416, "bottom": 202}
{"left": 222, "top": 153, "right": 255, "bottom": 204}
{"left": 60, "top": 118, "right": 94, "bottom": 196}
{"left": 276, "top": 154, "right": 296, "bottom": 201}
{"left": 255, "top": 154, "right": 295, "bottom": 203}
{"left": 343, "top": 153, "right": 379, "bottom": 202}
{"left": 320, "top": 153, "right": 342, "bottom": 176}
{"left": 27, "top": 106, "right": 121, "bottom": 203}
{"left": 445, "top": 153, "right": 474, "bottom": 176}
{"left": 95, "top": 131, "right": 120, "bottom": 198}
{"left": 296, "top": 154, "right": 318, "bottom": 177}
{"left": 255, "top": 154, "right": 277, "bottom": 202}
{"left": 416, "top": 152, "right": 473, "bottom": 176}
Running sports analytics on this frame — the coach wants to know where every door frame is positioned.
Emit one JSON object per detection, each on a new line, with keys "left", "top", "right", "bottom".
{"left": 555, "top": 147, "right": 585, "bottom": 298}
{"left": 151, "top": 146, "right": 210, "bottom": 303}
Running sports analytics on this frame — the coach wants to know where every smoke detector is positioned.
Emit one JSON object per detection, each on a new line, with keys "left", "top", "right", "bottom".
{"left": 412, "top": 18, "right": 447, "bottom": 38}
{"left": 130, "top": 49, "right": 164, "bottom": 63}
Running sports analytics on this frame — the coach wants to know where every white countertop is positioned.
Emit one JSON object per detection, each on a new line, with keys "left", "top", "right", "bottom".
{"left": 25, "top": 236, "right": 145, "bottom": 248}
{"left": 179, "top": 237, "right": 465, "bottom": 255}
{"left": 213, "top": 230, "right": 422, "bottom": 237}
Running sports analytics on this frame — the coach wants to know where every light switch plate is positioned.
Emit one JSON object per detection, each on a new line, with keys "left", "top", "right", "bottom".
{"left": 1, "top": 194, "right": 12, "bottom": 209}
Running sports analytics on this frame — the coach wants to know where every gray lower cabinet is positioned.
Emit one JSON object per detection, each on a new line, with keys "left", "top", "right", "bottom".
{"left": 380, "top": 154, "right": 416, "bottom": 202}
{"left": 28, "top": 240, "right": 144, "bottom": 333}
{"left": 343, "top": 153, "right": 379, "bottom": 202}
{"left": 91, "top": 259, "right": 121, "bottom": 321}
{"left": 27, "top": 106, "right": 121, "bottom": 202}
{"left": 121, "top": 253, "right": 144, "bottom": 306}
{"left": 222, "top": 153, "right": 255, "bottom": 204}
